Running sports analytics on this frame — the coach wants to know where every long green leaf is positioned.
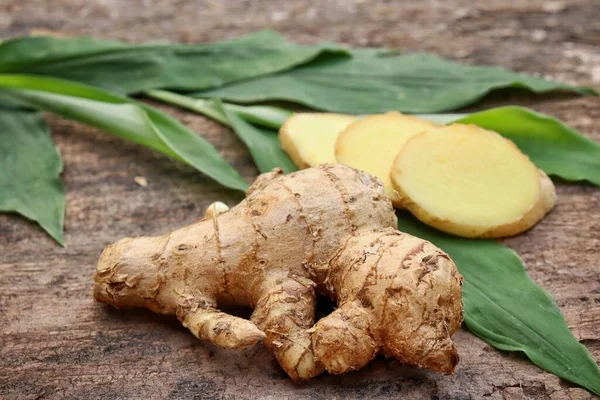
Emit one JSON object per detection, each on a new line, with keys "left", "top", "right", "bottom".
{"left": 0, "top": 31, "right": 347, "bottom": 94}
{"left": 0, "top": 74, "right": 249, "bottom": 191}
{"left": 0, "top": 107, "right": 64, "bottom": 244}
{"left": 398, "top": 213, "right": 600, "bottom": 396}
{"left": 146, "top": 90, "right": 292, "bottom": 129}
{"left": 419, "top": 106, "right": 600, "bottom": 186}
{"left": 195, "top": 52, "right": 596, "bottom": 113}
{"left": 144, "top": 91, "right": 295, "bottom": 174}
{"left": 215, "top": 100, "right": 296, "bottom": 174}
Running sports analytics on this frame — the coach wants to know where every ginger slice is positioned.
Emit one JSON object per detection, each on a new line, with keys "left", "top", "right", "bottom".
{"left": 335, "top": 112, "right": 437, "bottom": 207}
{"left": 390, "top": 124, "right": 557, "bottom": 238}
{"left": 279, "top": 113, "right": 358, "bottom": 169}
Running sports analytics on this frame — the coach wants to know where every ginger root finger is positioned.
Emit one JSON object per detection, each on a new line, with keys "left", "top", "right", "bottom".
{"left": 335, "top": 112, "right": 437, "bottom": 207}
{"left": 390, "top": 124, "right": 557, "bottom": 238}
{"left": 93, "top": 164, "right": 463, "bottom": 381}
{"left": 250, "top": 276, "right": 324, "bottom": 381}
{"left": 316, "top": 228, "right": 463, "bottom": 374}
{"left": 181, "top": 307, "right": 266, "bottom": 350}
{"left": 311, "top": 301, "right": 378, "bottom": 374}
{"left": 279, "top": 113, "right": 358, "bottom": 169}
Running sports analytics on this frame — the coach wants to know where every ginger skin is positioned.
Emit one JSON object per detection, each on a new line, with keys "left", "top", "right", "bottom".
{"left": 94, "top": 164, "right": 463, "bottom": 381}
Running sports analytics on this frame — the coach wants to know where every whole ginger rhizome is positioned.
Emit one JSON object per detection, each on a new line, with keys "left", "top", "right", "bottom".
{"left": 93, "top": 164, "right": 463, "bottom": 381}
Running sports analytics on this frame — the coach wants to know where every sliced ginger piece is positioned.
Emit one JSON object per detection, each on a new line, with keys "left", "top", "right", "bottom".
{"left": 279, "top": 113, "right": 358, "bottom": 169}
{"left": 390, "top": 124, "right": 557, "bottom": 238}
{"left": 335, "top": 112, "right": 437, "bottom": 207}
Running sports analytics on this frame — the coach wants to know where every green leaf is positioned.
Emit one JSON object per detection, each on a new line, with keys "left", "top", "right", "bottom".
{"left": 144, "top": 91, "right": 295, "bottom": 174}
{"left": 0, "top": 74, "right": 249, "bottom": 192}
{"left": 0, "top": 31, "right": 347, "bottom": 94}
{"left": 195, "top": 52, "right": 596, "bottom": 113}
{"left": 223, "top": 103, "right": 292, "bottom": 130}
{"left": 146, "top": 90, "right": 292, "bottom": 130}
{"left": 215, "top": 100, "right": 296, "bottom": 174}
{"left": 398, "top": 212, "right": 600, "bottom": 396}
{"left": 0, "top": 107, "right": 64, "bottom": 244}
{"left": 419, "top": 106, "right": 600, "bottom": 186}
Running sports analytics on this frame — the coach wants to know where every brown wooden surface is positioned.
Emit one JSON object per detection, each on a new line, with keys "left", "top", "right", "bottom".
{"left": 1, "top": 1, "right": 600, "bottom": 399}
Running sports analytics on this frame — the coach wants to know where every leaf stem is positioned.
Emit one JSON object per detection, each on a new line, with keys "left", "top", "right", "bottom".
{"left": 146, "top": 90, "right": 228, "bottom": 125}
{"left": 146, "top": 90, "right": 292, "bottom": 130}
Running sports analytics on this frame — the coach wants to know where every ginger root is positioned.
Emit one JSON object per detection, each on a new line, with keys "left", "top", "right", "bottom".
{"left": 390, "top": 124, "right": 557, "bottom": 238}
{"left": 279, "top": 113, "right": 358, "bottom": 169}
{"left": 94, "top": 164, "right": 463, "bottom": 381}
{"left": 335, "top": 112, "right": 438, "bottom": 207}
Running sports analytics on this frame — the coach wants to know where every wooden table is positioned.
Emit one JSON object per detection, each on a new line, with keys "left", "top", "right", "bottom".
{"left": 1, "top": 1, "right": 599, "bottom": 398}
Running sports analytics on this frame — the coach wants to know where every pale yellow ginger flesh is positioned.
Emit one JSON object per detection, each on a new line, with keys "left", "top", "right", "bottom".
{"left": 279, "top": 113, "right": 358, "bottom": 169}
{"left": 335, "top": 112, "right": 437, "bottom": 207}
{"left": 94, "top": 164, "right": 463, "bottom": 382}
{"left": 390, "top": 124, "right": 557, "bottom": 238}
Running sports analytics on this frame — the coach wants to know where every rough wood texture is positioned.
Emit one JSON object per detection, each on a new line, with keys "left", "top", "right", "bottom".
{"left": 1, "top": 1, "right": 599, "bottom": 399}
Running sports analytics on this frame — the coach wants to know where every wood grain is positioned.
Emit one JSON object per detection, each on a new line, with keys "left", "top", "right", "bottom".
{"left": 1, "top": 1, "right": 599, "bottom": 399}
